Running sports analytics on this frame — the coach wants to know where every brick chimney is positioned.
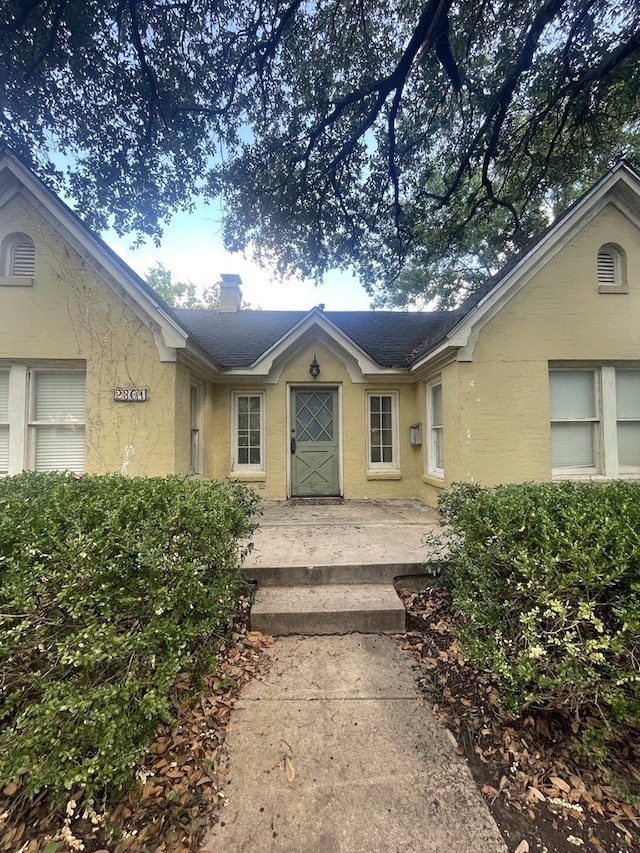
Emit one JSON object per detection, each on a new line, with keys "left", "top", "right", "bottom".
{"left": 219, "top": 273, "right": 243, "bottom": 312}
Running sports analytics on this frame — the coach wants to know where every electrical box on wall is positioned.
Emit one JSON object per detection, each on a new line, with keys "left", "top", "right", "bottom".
{"left": 409, "top": 423, "right": 422, "bottom": 445}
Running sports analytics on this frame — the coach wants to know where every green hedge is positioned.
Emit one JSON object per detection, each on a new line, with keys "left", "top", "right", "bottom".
{"left": 437, "top": 481, "right": 640, "bottom": 757}
{"left": 0, "top": 472, "right": 258, "bottom": 803}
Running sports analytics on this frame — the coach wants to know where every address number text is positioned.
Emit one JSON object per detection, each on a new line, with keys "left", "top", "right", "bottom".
{"left": 113, "top": 387, "right": 148, "bottom": 402}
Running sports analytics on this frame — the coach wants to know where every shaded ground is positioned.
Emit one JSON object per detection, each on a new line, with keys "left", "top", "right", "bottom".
{"left": 400, "top": 585, "right": 640, "bottom": 853}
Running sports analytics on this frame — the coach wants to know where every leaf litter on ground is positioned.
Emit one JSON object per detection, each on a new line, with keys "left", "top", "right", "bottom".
{"left": 399, "top": 586, "right": 640, "bottom": 853}
{"left": 4, "top": 586, "right": 638, "bottom": 853}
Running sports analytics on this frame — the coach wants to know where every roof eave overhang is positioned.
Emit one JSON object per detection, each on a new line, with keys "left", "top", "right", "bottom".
{"left": 178, "top": 340, "right": 223, "bottom": 377}
{"left": 409, "top": 343, "right": 461, "bottom": 377}
{"left": 214, "top": 367, "right": 413, "bottom": 385}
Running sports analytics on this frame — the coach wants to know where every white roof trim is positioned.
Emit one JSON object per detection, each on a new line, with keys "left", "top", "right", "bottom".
{"left": 411, "top": 161, "right": 640, "bottom": 371}
{"left": 0, "top": 151, "right": 221, "bottom": 369}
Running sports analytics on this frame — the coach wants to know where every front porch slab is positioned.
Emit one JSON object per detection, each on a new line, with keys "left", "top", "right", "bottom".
{"left": 244, "top": 498, "right": 441, "bottom": 577}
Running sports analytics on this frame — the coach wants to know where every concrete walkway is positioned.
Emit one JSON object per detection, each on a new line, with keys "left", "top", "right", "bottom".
{"left": 204, "top": 634, "right": 506, "bottom": 852}
{"left": 204, "top": 501, "right": 506, "bottom": 852}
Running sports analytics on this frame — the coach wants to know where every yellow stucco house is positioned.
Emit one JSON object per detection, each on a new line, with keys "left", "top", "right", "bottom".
{"left": 1, "top": 148, "right": 639, "bottom": 505}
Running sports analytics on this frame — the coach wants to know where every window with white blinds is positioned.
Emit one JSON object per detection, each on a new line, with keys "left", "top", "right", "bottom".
{"left": 550, "top": 370, "right": 597, "bottom": 469}
{"left": 0, "top": 366, "right": 86, "bottom": 474}
{"left": 616, "top": 370, "right": 640, "bottom": 468}
{"left": 550, "top": 367, "right": 640, "bottom": 476}
{"left": 0, "top": 370, "right": 9, "bottom": 474}
{"left": 31, "top": 372, "right": 86, "bottom": 472}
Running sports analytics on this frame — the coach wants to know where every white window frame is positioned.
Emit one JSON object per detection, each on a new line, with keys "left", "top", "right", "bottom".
{"left": 550, "top": 366, "right": 640, "bottom": 478}
{"left": 0, "top": 365, "right": 85, "bottom": 475}
{"left": 615, "top": 368, "right": 640, "bottom": 473}
{"left": 427, "top": 378, "right": 444, "bottom": 478}
{"left": 366, "top": 391, "right": 399, "bottom": 471}
{"left": 231, "top": 391, "right": 265, "bottom": 472}
{"left": 27, "top": 369, "right": 86, "bottom": 473}
{"left": 189, "top": 382, "right": 203, "bottom": 475}
{"left": 0, "top": 369, "right": 10, "bottom": 475}
{"left": 550, "top": 368, "right": 601, "bottom": 475}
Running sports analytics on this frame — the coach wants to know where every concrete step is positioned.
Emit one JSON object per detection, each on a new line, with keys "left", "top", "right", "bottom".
{"left": 243, "top": 561, "right": 425, "bottom": 587}
{"left": 250, "top": 583, "right": 406, "bottom": 636}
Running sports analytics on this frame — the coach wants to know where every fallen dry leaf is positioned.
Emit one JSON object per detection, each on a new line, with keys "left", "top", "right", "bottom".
{"left": 399, "top": 585, "right": 640, "bottom": 853}
{"left": 514, "top": 841, "right": 530, "bottom": 853}
{"left": 550, "top": 775, "right": 571, "bottom": 794}
{"left": 284, "top": 755, "right": 296, "bottom": 783}
{"left": 482, "top": 784, "right": 500, "bottom": 799}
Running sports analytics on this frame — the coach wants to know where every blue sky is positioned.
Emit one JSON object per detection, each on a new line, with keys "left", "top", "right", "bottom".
{"left": 104, "top": 202, "right": 372, "bottom": 311}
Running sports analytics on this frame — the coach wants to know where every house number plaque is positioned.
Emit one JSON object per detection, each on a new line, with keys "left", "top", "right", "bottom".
{"left": 113, "top": 387, "right": 148, "bottom": 402}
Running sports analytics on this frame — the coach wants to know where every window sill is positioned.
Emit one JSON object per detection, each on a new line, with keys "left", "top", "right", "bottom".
{"left": 366, "top": 470, "right": 401, "bottom": 480}
{"left": 553, "top": 471, "right": 640, "bottom": 482}
{"left": 598, "top": 285, "right": 628, "bottom": 294}
{"left": 422, "top": 473, "right": 445, "bottom": 488}
{"left": 230, "top": 471, "right": 266, "bottom": 482}
{"left": 0, "top": 276, "right": 34, "bottom": 287}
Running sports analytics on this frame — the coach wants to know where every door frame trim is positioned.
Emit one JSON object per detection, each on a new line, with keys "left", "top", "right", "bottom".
{"left": 286, "top": 383, "right": 343, "bottom": 498}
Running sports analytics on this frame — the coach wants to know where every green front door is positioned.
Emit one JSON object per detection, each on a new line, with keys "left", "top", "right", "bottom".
{"left": 291, "top": 388, "right": 340, "bottom": 496}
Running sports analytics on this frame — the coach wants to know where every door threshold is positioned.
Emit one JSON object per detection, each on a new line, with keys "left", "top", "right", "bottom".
{"left": 287, "top": 497, "right": 344, "bottom": 506}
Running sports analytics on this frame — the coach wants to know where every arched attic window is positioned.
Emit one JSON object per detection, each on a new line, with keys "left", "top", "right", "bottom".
{"left": 1, "top": 233, "right": 35, "bottom": 279}
{"left": 597, "top": 243, "right": 627, "bottom": 293}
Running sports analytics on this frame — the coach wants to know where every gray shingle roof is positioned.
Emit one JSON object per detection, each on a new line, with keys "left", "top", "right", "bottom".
{"left": 173, "top": 308, "right": 465, "bottom": 369}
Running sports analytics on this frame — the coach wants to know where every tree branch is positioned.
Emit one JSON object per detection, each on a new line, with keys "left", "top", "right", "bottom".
{"left": 126, "top": 0, "right": 161, "bottom": 143}
{"left": 26, "top": 0, "right": 69, "bottom": 76}
{"left": 302, "top": 0, "right": 454, "bottom": 165}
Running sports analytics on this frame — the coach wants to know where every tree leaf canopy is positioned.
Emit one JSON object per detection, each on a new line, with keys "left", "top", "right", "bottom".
{"left": 2, "top": 0, "right": 639, "bottom": 305}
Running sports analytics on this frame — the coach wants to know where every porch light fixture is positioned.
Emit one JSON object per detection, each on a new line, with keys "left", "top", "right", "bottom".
{"left": 309, "top": 355, "right": 320, "bottom": 378}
